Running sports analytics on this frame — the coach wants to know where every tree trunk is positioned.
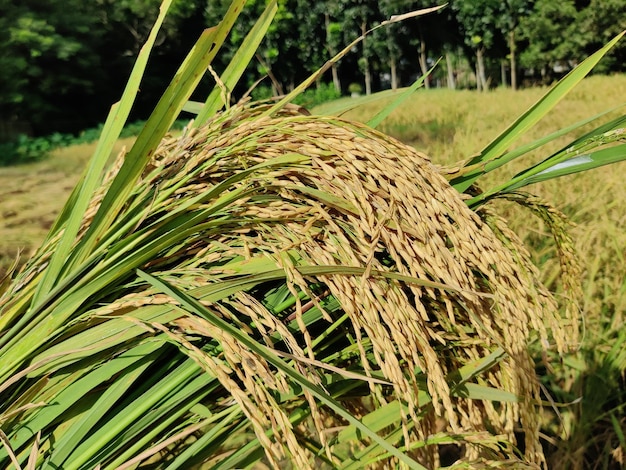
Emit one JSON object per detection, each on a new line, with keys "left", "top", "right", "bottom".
{"left": 325, "top": 13, "right": 341, "bottom": 93}
{"left": 445, "top": 53, "right": 455, "bottom": 90}
{"left": 418, "top": 31, "right": 430, "bottom": 89}
{"left": 364, "top": 64, "right": 372, "bottom": 95}
{"left": 476, "top": 47, "right": 487, "bottom": 92}
{"left": 331, "top": 65, "right": 341, "bottom": 93}
{"left": 509, "top": 29, "right": 517, "bottom": 90}
{"left": 256, "top": 53, "right": 283, "bottom": 96}
{"left": 390, "top": 56, "right": 398, "bottom": 90}
{"left": 361, "top": 21, "right": 372, "bottom": 95}
{"left": 501, "top": 60, "right": 507, "bottom": 87}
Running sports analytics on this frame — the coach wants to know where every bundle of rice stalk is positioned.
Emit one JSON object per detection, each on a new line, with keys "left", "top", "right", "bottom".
{"left": 0, "top": 101, "right": 574, "bottom": 469}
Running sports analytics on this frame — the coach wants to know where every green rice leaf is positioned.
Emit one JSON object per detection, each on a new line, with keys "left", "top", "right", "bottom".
{"left": 610, "top": 413, "right": 626, "bottom": 451}
{"left": 339, "top": 426, "right": 410, "bottom": 470}
{"left": 454, "top": 383, "right": 517, "bottom": 402}
{"left": 0, "top": 148, "right": 301, "bottom": 379}
{"left": 43, "top": 354, "right": 155, "bottom": 470}
{"left": 32, "top": 0, "right": 175, "bottom": 305}
{"left": 27, "top": 307, "right": 183, "bottom": 376}
{"left": 103, "top": 376, "right": 222, "bottom": 470}
{"left": 188, "top": 264, "right": 474, "bottom": 307}
{"left": 125, "top": 407, "right": 242, "bottom": 470}
{"left": 313, "top": 89, "right": 397, "bottom": 117}
{"left": 290, "top": 185, "right": 360, "bottom": 214}
{"left": 67, "top": 0, "right": 247, "bottom": 274}
{"left": 503, "top": 143, "right": 626, "bottom": 191}
{"left": 337, "top": 400, "right": 420, "bottom": 442}
{"left": 453, "top": 347, "right": 507, "bottom": 385}
{"left": 0, "top": 340, "right": 165, "bottom": 465}
{"left": 448, "top": 105, "right": 625, "bottom": 183}
{"left": 182, "top": 100, "right": 204, "bottom": 115}
{"left": 341, "top": 431, "right": 506, "bottom": 469}
{"left": 466, "top": 117, "right": 626, "bottom": 205}
{"left": 54, "top": 357, "right": 205, "bottom": 470}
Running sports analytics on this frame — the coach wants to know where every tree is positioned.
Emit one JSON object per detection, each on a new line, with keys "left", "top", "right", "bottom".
{"left": 577, "top": 0, "right": 626, "bottom": 73}
{"left": 204, "top": 0, "right": 327, "bottom": 97}
{"left": 324, "top": 10, "right": 344, "bottom": 92}
{"left": 95, "top": 0, "right": 203, "bottom": 55}
{"left": 0, "top": 0, "right": 206, "bottom": 138}
{"left": 439, "top": 11, "right": 466, "bottom": 90}
{"left": 296, "top": 2, "right": 332, "bottom": 72}
{"left": 377, "top": 19, "right": 402, "bottom": 90}
{"left": 331, "top": 0, "right": 379, "bottom": 95}
{"left": 517, "top": 0, "right": 581, "bottom": 83}
{"left": 0, "top": 0, "right": 103, "bottom": 136}
{"left": 96, "top": 0, "right": 207, "bottom": 117}
{"left": 495, "top": 0, "right": 533, "bottom": 89}
{"left": 450, "top": 0, "right": 504, "bottom": 91}
{"left": 413, "top": 4, "right": 458, "bottom": 90}
{"left": 378, "top": 0, "right": 418, "bottom": 90}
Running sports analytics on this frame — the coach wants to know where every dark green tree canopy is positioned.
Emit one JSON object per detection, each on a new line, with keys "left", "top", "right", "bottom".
{"left": 1, "top": 0, "right": 624, "bottom": 139}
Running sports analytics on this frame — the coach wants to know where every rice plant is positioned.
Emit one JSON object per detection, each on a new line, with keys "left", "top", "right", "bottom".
{"left": 0, "top": 1, "right": 624, "bottom": 468}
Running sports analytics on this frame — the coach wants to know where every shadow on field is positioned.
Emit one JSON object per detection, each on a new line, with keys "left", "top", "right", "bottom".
{"left": 539, "top": 329, "right": 626, "bottom": 469}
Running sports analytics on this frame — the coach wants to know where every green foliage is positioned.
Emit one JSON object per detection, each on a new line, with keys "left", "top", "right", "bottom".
{"left": 0, "top": 120, "right": 187, "bottom": 166}
{"left": 578, "top": 0, "right": 626, "bottom": 73}
{"left": 295, "top": 82, "right": 342, "bottom": 108}
{"left": 518, "top": 0, "right": 581, "bottom": 73}
{"left": 348, "top": 82, "right": 363, "bottom": 94}
{"left": 0, "top": 135, "right": 56, "bottom": 165}
{"left": 96, "top": 0, "right": 203, "bottom": 53}
{"left": 0, "top": 0, "right": 103, "bottom": 133}
{"left": 0, "top": 0, "right": 206, "bottom": 137}
{"left": 2, "top": 0, "right": 626, "bottom": 138}
{"left": 450, "top": 0, "right": 501, "bottom": 52}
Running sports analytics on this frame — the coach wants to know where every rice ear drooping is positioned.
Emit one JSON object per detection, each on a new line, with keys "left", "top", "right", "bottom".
{"left": 0, "top": 102, "right": 576, "bottom": 467}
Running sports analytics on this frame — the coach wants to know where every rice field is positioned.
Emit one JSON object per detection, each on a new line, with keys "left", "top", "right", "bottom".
{"left": 0, "top": 137, "right": 135, "bottom": 276}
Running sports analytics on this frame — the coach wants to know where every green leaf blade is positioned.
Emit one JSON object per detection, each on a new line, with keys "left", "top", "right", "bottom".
{"left": 194, "top": 0, "right": 278, "bottom": 124}
{"left": 367, "top": 59, "right": 440, "bottom": 129}
{"left": 507, "top": 143, "right": 626, "bottom": 190}
{"left": 32, "top": 0, "right": 176, "bottom": 305}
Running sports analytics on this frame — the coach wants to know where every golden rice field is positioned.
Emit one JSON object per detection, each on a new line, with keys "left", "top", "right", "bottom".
{"left": 1, "top": 74, "right": 624, "bottom": 331}
{"left": 0, "top": 137, "right": 135, "bottom": 274}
